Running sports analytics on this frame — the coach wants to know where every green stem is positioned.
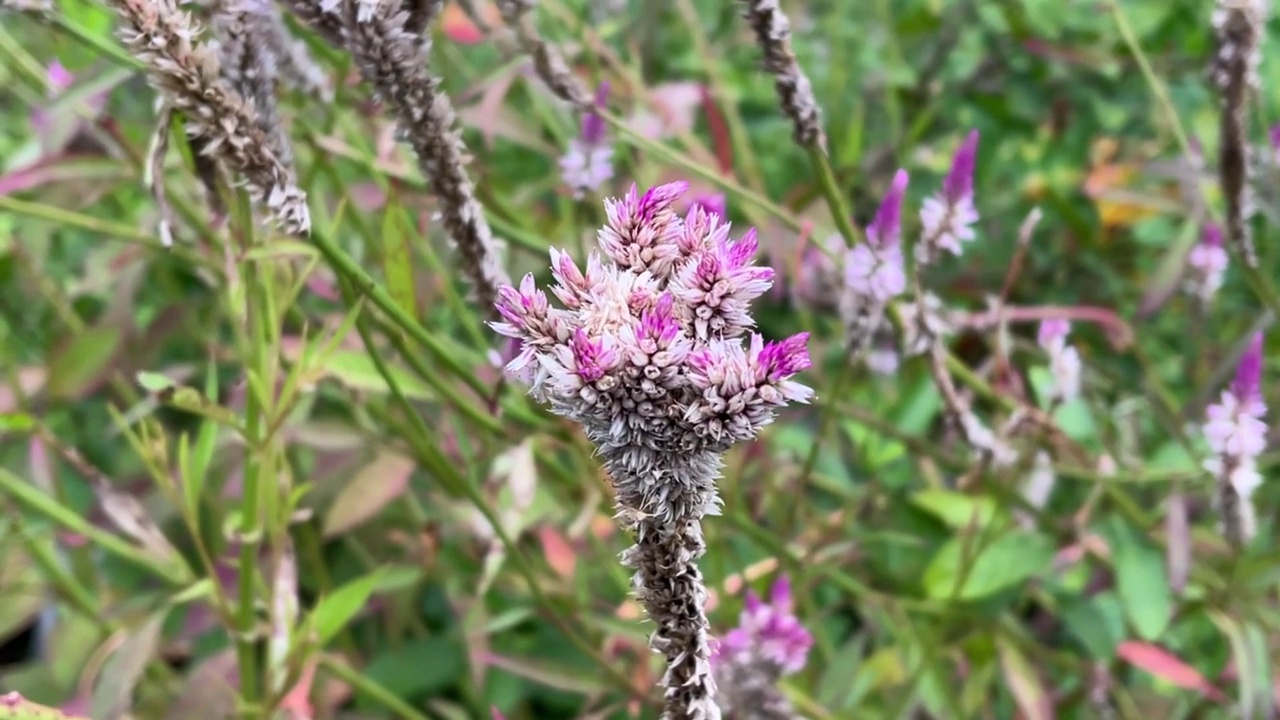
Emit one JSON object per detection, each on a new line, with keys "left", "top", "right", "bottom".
{"left": 309, "top": 226, "right": 489, "bottom": 399}
{"left": 318, "top": 655, "right": 436, "bottom": 720}
{"left": 806, "top": 145, "right": 861, "bottom": 247}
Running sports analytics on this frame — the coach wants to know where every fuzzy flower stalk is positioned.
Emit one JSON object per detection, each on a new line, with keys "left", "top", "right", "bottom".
{"left": 491, "top": 182, "right": 813, "bottom": 719}
{"left": 1203, "top": 332, "right": 1268, "bottom": 547}
{"left": 559, "top": 82, "right": 614, "bottom": 199}
{"left": 711, "top": 576, "right": 813, "bottom": 720}
{"left": 737, "top": 0, "right": 824, "bottom": 148}
{"left": 108, "top": 0, "right": 310, "bottom": 235}
{"left": 839, "top": 169, "right": 908, "bottom": 356}
{"left": 917, "top": 130, "right": 980, "bottom": 264}
{"left": 326, "top": 0, "right": 511, "bottom": 312}
{"left": 1212, "top": 0, "right": 1269, "bottom": 266}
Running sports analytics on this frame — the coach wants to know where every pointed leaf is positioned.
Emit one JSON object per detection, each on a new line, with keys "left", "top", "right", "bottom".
{"left": 1116, "top": 641, "right": 1224, "bottom": 701}
{"left": 321, "top": 452, "right": 415, "bottom": 537}
{"left": 311, "top": 571, "right": 383, "bottom": 647}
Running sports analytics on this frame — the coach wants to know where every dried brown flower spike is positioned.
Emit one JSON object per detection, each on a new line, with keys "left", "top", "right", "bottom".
{"left": 109, "top": 0, "right": 310, "bottom": 236}
{"left": 737, "top": 0, "right": 825, "bottom": 149}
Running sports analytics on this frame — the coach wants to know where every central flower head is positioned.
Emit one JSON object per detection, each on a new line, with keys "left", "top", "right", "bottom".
{"left": 491, "top": 182, "right": 813, "bottom": 455}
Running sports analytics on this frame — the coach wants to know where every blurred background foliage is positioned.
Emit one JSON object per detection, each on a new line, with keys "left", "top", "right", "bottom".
{"left": 1, "top": 0, "right": 1279, "bottom": 718}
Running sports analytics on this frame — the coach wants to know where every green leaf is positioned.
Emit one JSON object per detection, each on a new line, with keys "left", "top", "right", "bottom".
{"left": 311, "top": 571, "right": 383, "bottom": 647}
{"left": 45, "top": 325, "right": 123, "bottom": 400}
{"left": 383, "top": 206, "right": 417, "bottom": 320}
{"left": 1112, "top": 521, "right": 1172, "bottom": 641}
{"left": 923, "top": 531, "right": 1054, "bottom": 601}
{"left": 360, "top": 638, "right": 464, "bottom": 704}
{"left": 1058, "top": 591, "right": 1126, "bottom": 659}
{"left": 911, "top": 489, "right": 1003, "bottom": 531}
{"left": 0, "top": 412, "right": 37, "bottom": 433}
{"left": 312, "top": 350, "right": 434, "bottom": 401}
{"left": 135, "top": 371, "right": 176, "bottom": 393}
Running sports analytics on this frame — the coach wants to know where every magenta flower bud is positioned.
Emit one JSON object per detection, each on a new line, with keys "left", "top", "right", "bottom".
{"left": 867, "top": 169, "right": 909, "bottom": 249}
{"left": 943, "top": 129, "right": 979, "bottom": 204}
{"left": 1233, "top": 332, "right": 1264, "bottom": 403}
{"left": 690, "top": 192, "right": 726, "bottom": 218}
{"left": 580, "top": 81, "right": 609, "bottom": 145}
{"left": 757, "top": 332, "right": 812, "bottom": 379}
{"left": 570, "top": 329, "right": 618, "bottom": 382}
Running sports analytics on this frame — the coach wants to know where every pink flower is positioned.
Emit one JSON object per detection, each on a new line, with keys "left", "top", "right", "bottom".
{"left": 918, "top": 130, "right": 980, "bottom": 263}
{"left": 560, "top": 82, "right": 614, "bottom": 199}
{"left": 489, "top": 180, "right": 812, "bottom": 456}
{"left": 712, "top": 575, "right": 812, "bottom": 675}
{"left": 1186, "top": 223, "right": 1229, "bottom": 302}
{"left": 599, "top": 182, "right": 688, "bottom": 278}
{"left": 670, "top": 227, "right": 775, "bottom": 340}
{"left": 1037, "top": 319, "right": 1081, "bottom": 403}
{"left": 1202, "top": 333, "right": 1268, "bottom": 515}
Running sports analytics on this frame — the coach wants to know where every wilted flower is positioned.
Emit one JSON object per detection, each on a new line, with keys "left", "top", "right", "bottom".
{"left": 560, "top": 82, "right": 614, "bottom": 199}
{"left": 917, "top": 130, "right": 980, "bottom": 264}
{"left": 491, "top": 182, "right": 811, "bottom": 719}
{"left": 1185, "top": 223, "right": 1229, "bottom": 302}
{"left": 712, "top": 575, "right": 812, "bottom": 719}
{"left": 1038, "top": 319, "right": 1082, "bottom": 404}
{"left": 1203, "top": 332, "right": 1267, "bottom": 546}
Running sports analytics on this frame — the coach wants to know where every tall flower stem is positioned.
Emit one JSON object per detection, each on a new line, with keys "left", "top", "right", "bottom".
{"left": 1107, "top": 0, "right": 1280, "bottom": 317}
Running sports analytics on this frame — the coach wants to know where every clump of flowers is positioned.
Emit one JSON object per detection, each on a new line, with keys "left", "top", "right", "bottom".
{"left": 560, "top": 82, "right": 614, "bottom": 199}
{"left": 1203, "top": 332, "right": 1268, "bottom": 547}
{"left": 1185, "top": 222, "right": 1229, "bottom": 303}
{"left": 1037, "top": 319, "right": 1082, "bottom": 405}
{"left": 491, "top": 181, "right": 812, "bottom": 719}
{"left": 917, "top": 129, "right": 980, "bottom": 264}
{"left": 711, "top": 576, "right": 812, "bottom": 719}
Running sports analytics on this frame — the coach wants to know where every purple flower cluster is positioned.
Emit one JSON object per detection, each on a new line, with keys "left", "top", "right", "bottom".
{"left": 494, "top": 181, "right": 812, "bottom": 718}
{"left": 712, "top": 576, "right": 812, "bottom": 719}
{"left": 838, "top": 130, "right": 979, "bottom": 364}
{"left": 1203, "top": 332, "right": 1268, "bottom": 541}
{"left": 713, "top": 576, "right": 812, "bottom": 674}
{"left": 493, "top": 181, "right": 813, "bottom": 458}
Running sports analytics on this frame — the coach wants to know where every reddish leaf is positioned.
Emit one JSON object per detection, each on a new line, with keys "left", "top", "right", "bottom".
{"left": 699, "top": 85, "right": 733, "bottom": 175}
{"left": 1116, "top": 641, "right": 1226, "bottom": 701}
{"left": 442, "top": 2, "right": 495, "bottom": 44}
{"left": 536, "top": 526, "right": 576, "bottom": 580}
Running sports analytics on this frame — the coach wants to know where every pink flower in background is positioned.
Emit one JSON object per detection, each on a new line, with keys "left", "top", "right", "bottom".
{"left": 1038, "top": 318, "right": 1082, "bottom": 404}
{"left": 844, "top": 169, "right": 909, "bottom": 303}
{"left": 712, "top": 575, "right": 813, "bottom": 717}
{"left": 1203, "top": 332, "right": 1268, "bottom": 541}
{"left": 560, "top": 82, "right": 614, "bottom": 199}
{"left": 1185, "top": 223, "right": 1229, "bottom": 302}
{"left": 712, "top": 575, "right": 812, "bottom": 675}
{"left": 917, "top": 130, "right": 980, "bottom": 263}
